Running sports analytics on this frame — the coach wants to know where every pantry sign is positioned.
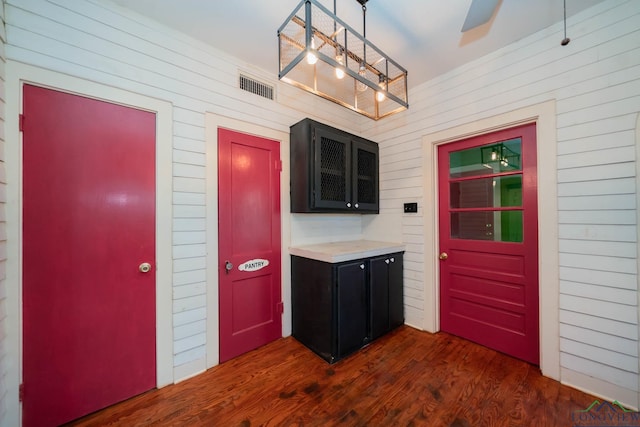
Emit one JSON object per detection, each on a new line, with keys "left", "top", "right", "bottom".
{"left": 238, "top": 259, "right": 269, "bottom": 272}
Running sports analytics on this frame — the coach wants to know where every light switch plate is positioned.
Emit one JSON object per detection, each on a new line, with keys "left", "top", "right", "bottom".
{"left": 404, "top": 202, "right": 418, "bottom": 213}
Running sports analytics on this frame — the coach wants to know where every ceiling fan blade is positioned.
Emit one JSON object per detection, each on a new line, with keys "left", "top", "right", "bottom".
{"left": 461, "top": 0, "right": 500, "bottom": 32}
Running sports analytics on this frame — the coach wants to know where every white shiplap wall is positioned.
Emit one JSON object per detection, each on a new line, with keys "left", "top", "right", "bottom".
{"left": 363, "top": 0, "right": 640, "bottom": 408}
{"left": 4, "top": 0, "right": 638, "bottom": 421}
{"left": 3, "top": 0, "right": 368, "bottom": 407}
{"left": 0, "top": 2, "right": 7, "bottom": 424}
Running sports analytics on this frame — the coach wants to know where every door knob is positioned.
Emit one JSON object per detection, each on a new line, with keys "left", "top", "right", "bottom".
{"left": 139, "top": 262, "right": 152, "bottom": 273}
{"left": 439, "top": 252, "right": 448, "bottom": 260}
{"left": 225, "top": 261, "right": 233, "bottom": 273}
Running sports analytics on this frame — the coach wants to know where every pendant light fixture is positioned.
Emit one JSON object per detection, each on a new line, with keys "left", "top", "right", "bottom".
{"left": 277, "top": 0, "right": 408, "bottom": 120}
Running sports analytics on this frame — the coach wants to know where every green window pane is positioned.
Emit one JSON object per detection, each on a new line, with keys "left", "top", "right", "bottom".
{"left": 449, "top": 138, "right": 522, "bottom": 178}
{"left": 450, "top": 176, "right": 522, "bottom": 208}
{"left": 451, "top": 211, "right": 523, "bottom": 242}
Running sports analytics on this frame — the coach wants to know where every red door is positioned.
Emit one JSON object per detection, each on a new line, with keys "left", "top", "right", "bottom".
{"left": 438, "top": 123, "right": 539, "bottom": 364}
{"left": 22, "top": 85, "right": 156, "bottom": 426}
{"left": 218, "top": 128, "right": 282, "bottom": 363}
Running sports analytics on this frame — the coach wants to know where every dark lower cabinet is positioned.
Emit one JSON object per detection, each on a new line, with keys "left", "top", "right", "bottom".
{"left": 291, "top": 252, "right": 404, "bottom": 363}
{"left": 336, "top": 261, "right": 369, "bottom": 358}
{"left": 370, "top": 254, "right": 404, "bottom": 340}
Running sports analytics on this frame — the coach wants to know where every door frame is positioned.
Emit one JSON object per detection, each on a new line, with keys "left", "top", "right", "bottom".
{"left": 422, "top": 100, "right": 559, "bottom": 380}
{"left": 5, "top": 62, "right": 174, "bottom": 426}
{"left": 204, "top": 114, "right": 290, "bottom": 369}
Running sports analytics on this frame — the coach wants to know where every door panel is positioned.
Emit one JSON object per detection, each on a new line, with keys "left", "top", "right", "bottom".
{"left": 337, "top": 261, "right": 368, "bottom": 357}
{"left": 218, "top": 129, "right": 282, "bottom": 363}
{"left": 352, "top": 139, "right": 378, "bottom": 211}
{"left": 314, "top": 127, "right": 351, "bottom": 210}
{"left": 388, "top": 254, "right": 404, "bottom": 329}
{"left": 22, "top": 85, "right": 156, "bottom": 426}
{"left": 438, "top": 123, "right": 538, "bottom": 364}
{"left": 369, "top": 257, "right": 389, "bottom": 341}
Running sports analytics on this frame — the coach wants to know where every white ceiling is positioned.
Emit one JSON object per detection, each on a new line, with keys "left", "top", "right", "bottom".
{"left": 110, "top": 0, "right": 604, "bottom": 88}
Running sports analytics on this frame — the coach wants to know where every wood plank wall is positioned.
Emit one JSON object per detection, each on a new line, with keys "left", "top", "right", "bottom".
{"left": 0, "top": 1, "right": 7, "bottom": 425}
{"left": 3, "top": 0, "right": 365, "bottom": 382}
{"left": 2, "top": 0, "right": 639, "bottom": 422}
{"left": 362, "top": 0, "right": 640, "bottom": 408}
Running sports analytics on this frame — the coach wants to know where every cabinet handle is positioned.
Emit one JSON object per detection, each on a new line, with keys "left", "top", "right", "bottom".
{"left": 385, "top": 259, "right": 390, "bottom": 264}
{"left": 360, "top": 264, "right": 365, "bottom": 270}
{"left": 346, "top": 202, "right": 352, "bottom": 208}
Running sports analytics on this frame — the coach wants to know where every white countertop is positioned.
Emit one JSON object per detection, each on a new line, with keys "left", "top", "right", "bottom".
{"left": 289, "top": 240, "right": 405, "bottom": 263}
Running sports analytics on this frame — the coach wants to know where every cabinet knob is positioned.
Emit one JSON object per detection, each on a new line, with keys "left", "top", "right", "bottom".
{"left": 385, "top": 259, "right": 390, "bottom": 264}
{"left": 346, "top": 202, "right": 352, "bottom": 208}
{"left": 355, "top": 203, "right": 359, "bottom": 209}
{"left": 360, "top": 264, "right": 365, "bottom": 270}
{"left": 390, "top": 258, "right": 395, "bottom": 263}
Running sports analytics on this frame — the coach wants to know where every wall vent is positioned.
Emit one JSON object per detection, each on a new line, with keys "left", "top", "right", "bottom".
{"left": 239, "top": 74, "right": 274, "bottom": 100}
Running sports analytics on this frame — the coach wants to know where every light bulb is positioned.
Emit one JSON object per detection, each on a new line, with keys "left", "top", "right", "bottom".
{"left": 306, "top": 39, "right": 318, "bottom": 65}
{"left": 307, "top": 51, "right": 318, "bottom": 65}
{"left": 335, "top": 50, "right": 345, "bottom": 79}
{"left": 491, "top": 151, "right": 497, "bottom": 161}
{"left": 376, "top": 75, "right": 387, "bottom": 102}
{"left": 357, "top": 64, "right": 367, "bottom": 92}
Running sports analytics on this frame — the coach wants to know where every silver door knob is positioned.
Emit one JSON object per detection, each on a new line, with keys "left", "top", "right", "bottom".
{"left": 225, "top": 261, "right": 233, "bottom": 272}
{"left": 139, "top": 262, "right": 152, "bottom": 273}
{"left": 439, "top": 252, "right": 448, "bottom": 260}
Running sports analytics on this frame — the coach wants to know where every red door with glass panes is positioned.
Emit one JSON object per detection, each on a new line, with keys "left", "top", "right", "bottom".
{"left": 438, "top": 123, "right": 539, "bottom": 364}
{"left": 218, "top": 128, "right": 282, "bottom": 363}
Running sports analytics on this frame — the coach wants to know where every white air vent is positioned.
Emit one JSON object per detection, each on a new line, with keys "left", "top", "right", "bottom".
{"left": 239, "top": 74, "right": 274, "bottom": 100}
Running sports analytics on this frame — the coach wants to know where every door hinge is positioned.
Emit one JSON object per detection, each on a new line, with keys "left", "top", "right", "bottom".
{"left": 19, "top": 384, "right": 24, "bottom": 402}
{"left": 19, "top": 114, "right": 25, "bottom": 132}
{"left": 276, "top": 159, "right": 282, "bottom": 172}
{"left": 277, "top": 302, "right": 284, "bottom": 314}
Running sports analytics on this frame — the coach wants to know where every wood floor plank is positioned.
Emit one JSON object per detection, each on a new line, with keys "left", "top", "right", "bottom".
{"left": 67, "top": 326, "right": 598, "bottom": 427}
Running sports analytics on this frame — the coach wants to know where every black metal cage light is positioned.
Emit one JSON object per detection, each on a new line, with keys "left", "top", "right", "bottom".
{"left": 278, "top": 0, "right": 409, "bottom": 120}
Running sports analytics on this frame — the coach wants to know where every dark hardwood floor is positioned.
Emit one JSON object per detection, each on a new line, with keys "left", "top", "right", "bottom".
{"left": 68, "top": 326, "right": 596, "bottom": 426}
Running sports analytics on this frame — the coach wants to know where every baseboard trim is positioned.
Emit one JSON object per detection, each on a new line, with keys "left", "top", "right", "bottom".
{"left": 561, "top": 367, "right": 639, "bottom": 411}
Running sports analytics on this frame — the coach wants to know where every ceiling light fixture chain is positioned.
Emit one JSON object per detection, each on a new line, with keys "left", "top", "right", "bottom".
{"left": 357, "top": 0, "right": 368, "bottom": 92}
{"left": 561, "top": 0, "right": 570, "bottom": 46}
{"left": 277, "top": 0, "right": 408, "bottom": 120}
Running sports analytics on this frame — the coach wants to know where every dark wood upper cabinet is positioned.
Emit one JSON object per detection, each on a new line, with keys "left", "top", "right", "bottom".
{"left": 290, "top": 118, "right": 379, "bottom": 214}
